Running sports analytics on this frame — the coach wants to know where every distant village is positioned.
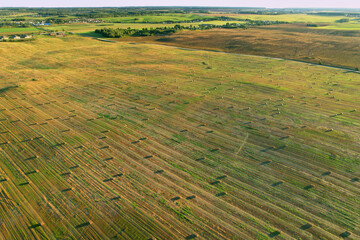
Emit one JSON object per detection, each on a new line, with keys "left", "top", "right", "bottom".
{"left": 14, "top": 18, "right": 104, "bottom": 26}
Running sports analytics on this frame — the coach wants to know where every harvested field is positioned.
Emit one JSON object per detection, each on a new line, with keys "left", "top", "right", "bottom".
{"left": 116, "top": 24, "right": 360, "bottom": 70}
{"left": 0, "top": 35, "right": 359, "bottom": 239}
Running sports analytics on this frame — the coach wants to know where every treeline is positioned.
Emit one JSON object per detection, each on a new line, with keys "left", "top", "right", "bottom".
{"left": 95, "top": 20, "right": 288, "bottom": 38}
{"left": 308, "top": 12, "right": 360, "bottom": 17}
{"left": 198, "top": 20, "right": 287, "bottom": 29}
{"left": 0, "top": 22, "right": 32, "bottom": 28}
{"left": 26, "top": 8, "right": 208, "bottom": 18}
{"left": 113, "top": 16, "right": 221, "bottom": 24}
{"left": 1, "top": 8, "right": 360, "bottom": 18}
{"left": 95, "top": 25, "right": 192, "bottom": 38}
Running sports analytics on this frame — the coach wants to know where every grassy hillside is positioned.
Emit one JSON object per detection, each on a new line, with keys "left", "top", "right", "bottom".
{"left": 0, "top": 35, "right": 359, "bottom": 239}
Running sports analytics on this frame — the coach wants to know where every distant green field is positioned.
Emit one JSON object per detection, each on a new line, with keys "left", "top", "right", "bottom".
{"left": 0, "top": 27, "right": 39, "bottom": 34}
{"left": 102, "top": 13, "right": 216, "bottom": 23}
{"left": 212, "top": 13, "right": 356, "bottom": 23}
{"left": 317, "top": 23, "right": 360, "bottom": 30}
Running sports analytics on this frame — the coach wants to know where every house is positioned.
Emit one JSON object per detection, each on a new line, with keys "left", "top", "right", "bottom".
{"left": 0, "top": 36, "right": 9, "bottom": 41}
{"left": 10, "top": 35, "right": 21, "bottom": 40}
{"left": 48, "top": 32, "right": 65, "bottom": 37}
{"left": 21, "top": 35, "right": 32, "bottom": 39}
{"left": 56, "top": 32, "right": 65, "bottom": 37}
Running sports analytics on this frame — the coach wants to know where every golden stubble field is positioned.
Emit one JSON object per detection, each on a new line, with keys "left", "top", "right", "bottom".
{"left": 117, "top": 24, "right": 360, "bottom": 71}
{"left": 0, "top": 35, "right": 359, "bottom": 239}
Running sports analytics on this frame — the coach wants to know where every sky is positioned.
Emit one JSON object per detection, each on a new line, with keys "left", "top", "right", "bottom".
{"left": 0, "top": 0, "right": 359, "bottom": 9}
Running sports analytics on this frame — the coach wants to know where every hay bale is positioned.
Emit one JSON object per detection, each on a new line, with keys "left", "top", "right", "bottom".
{"left": 210, "top": 180, "right": 222, "bottom": 185}
{"left": 25, "top": 170, "right": 39, "bottom": 175}
{"left": 304, "top": 185, "right": 314, "bottom": 190}
{"left": 0, "top": 178, "right": 8, "bottom": 182}
{"left": 217, "top": 175, "right": 227, "bottom": 180}
{"left": 110, "top": 196, "right": 121, "bottom": 201}
{"left": 69, "top": 165, "right": 79, "bottom": 169}
{"left": 185, "top": 234, "right": 199, "bottom": 239}
{"left": 186, "top": 195, "right": 196, "bottom": 200}
{"left": 272, "top": 181, "right": 284, "bottom": 187}
{"left": 340, "top": 231, "right": 351, "bottom": 238}
{"left": 300, "top": 223, "right": 312, "bottom": 230}
{"left": 215, "top": 192, "right": 227, "bottom": 197}
{"left": 29, "top": 223, "right": 43, "bottom": 229}
{"left": 210, "top": 148, "right": 221, "bottom": 152}
{"left": 350, "top": 177, "right": 359, "bottom": 182}
{"left": 113, "top": 173, "right": 123, "bottom": 178}
{"left": 75, "top": 221, "right": 92, "bottom": 229}
{"left": 269, "top": 231, "right": 281, "bottom": 237}
{"left": 61, "top": 187, "right": 73, "bottom": 192}
{"left": 171, "top": 196, "right": 181, "bottom": 201}
{"left": 260, "top": 160, "right": 272, "bottom": 165}
{"left": 103, "top": 178, "right": 113, "bottom": 182}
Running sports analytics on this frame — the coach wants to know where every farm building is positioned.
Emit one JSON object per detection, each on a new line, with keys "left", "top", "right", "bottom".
{"left": 56, "top": 32, "right": 66, "bottom": 37}
{"left": 0, "top": 36, "right": 9, "bottom": 41}
{"left": 10, "top": 35, "right": 21, "bottom": 40}
{"left": 48, "top": 32, "right": 66, "bottom": 37}
{"left": 21, "top": 34, "right": 32, "bottom": 39}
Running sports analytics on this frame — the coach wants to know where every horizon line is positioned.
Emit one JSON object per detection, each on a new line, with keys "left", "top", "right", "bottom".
{"left": 0, "top": 6, "right": 359, "bottom": 9}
